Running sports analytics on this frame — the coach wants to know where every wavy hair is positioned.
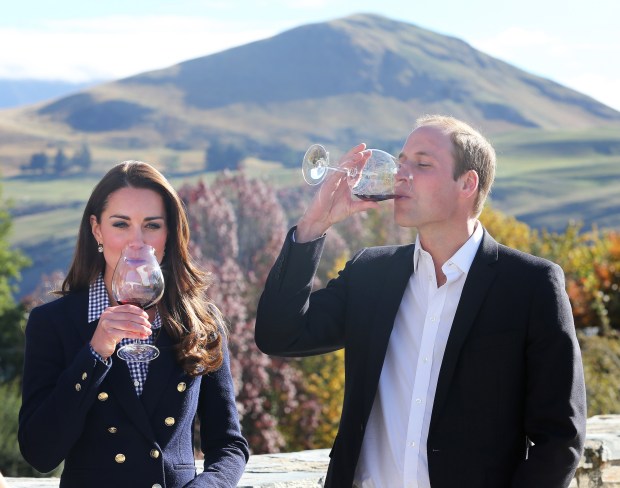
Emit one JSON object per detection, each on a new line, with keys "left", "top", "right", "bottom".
{"left": 60, "top": 161, "right": 224, "bottom": 375}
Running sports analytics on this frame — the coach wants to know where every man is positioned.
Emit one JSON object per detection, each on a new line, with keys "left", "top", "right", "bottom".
{"left": 255, "top": 115, "right": 586, "bottom": 487}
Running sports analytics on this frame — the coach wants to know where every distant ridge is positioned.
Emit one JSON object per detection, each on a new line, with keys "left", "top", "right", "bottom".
{"left": 0, "top": 79, "right": 100, "bottom": 109}
{"left": 0, "top": 13, "right": 619, "bottom": 173}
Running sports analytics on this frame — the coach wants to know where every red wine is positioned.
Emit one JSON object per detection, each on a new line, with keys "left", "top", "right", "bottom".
{"left": 118, "top": 299, "right": 153, "bottom": 309}
{"left": 354, "top": 193, "right": 397, "bottom": 202}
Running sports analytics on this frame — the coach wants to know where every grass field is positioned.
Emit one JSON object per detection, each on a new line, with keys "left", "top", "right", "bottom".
{"left": 4, "top": 127, "right": 620, "bottom": 298}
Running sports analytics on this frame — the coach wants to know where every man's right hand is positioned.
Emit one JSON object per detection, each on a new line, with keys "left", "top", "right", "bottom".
{"left": 295, "top": 143, "right": 380, "bottom": 242}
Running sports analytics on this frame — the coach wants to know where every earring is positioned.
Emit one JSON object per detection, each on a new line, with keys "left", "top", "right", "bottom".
{"left": 97, "top": 243, "right": 104, "bottom": 253}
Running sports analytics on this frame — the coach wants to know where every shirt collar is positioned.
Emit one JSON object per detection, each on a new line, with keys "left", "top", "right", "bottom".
{"left": 88, "top": 274, "right": 110, "bottom": 323}
{"left": 413, "top": 221, "right": 484, "bottom": 275}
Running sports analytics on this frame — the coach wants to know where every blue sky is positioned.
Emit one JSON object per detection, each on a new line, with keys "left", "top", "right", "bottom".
{"left": 1, "top": 0, "right": 619, "bottom": 110}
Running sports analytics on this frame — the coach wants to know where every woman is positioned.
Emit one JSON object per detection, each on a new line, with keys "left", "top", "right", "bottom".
{"left": 18, "top": 161, "right": 249, "bottom": 487}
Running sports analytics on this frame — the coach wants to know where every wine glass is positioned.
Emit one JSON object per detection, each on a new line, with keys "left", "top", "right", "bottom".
{"left": 112, "top": 244, "right": 165, "bottom": 362}
{"left": 301, "top": 143, "right": 399, "bottom": 201}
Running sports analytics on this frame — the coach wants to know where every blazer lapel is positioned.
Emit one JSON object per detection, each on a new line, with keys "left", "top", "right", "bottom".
{"left": 430, "top": 231, "right": 498, "bottom": 432}
{"left": 70, "top": 291, "right": 98, "bottom": 345}
{"left": 140, "top": 327, "right": 178, "bottom": 416}
{"left": 107, "top": 356, "right": 157, "bottom": 441}
{"left": 362, "top": 244, "right": 415, "bottom": 420}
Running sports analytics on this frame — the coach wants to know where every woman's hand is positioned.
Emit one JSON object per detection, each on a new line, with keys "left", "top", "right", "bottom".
{"left": 296, "top": 143, "right": 379, "bottom": 242}
{"left": 90, "top": 304, "right": 152, "bottom": 359}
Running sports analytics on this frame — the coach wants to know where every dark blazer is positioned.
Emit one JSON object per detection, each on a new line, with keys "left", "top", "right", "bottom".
{"left": 255, "top": 227, "right": 586, "bottom": 488}
{"left": 19, "top": 290, "right": 249, "bottom": 488}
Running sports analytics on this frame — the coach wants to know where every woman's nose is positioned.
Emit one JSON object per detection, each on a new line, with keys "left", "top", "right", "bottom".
{"left": 127, "top": 231, "right": 146, "bottom": 248}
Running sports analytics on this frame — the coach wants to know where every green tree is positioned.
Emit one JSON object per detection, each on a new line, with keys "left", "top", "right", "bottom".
{"left": 205, "top": 141, "right": 244, "bottom": 172}
{"left": 71, "top": 143, "right": 92, "bottom": 172}
{"left": 23, "top": 152, "right": 49, "bottom": 174}
{"left": 53, "top": 148, "right": 70, "bottom": 175}
{"left": 0, "top": 180, "right": 33, "bottom": 476}
{"left": 0, "top": 183, "right": 30, "bottom": 319}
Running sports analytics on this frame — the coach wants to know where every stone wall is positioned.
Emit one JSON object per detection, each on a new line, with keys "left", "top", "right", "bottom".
{"left": 7, "top": 416, "right": 620, "bottom": 487}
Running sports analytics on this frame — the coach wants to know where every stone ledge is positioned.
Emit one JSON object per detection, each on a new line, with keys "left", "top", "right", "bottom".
{"left": 5, "top": 449, "right": 330, "bottom": 488}
{"left": 9, "top": 416, "right": 620, "bottom": 487}
{"left": 236, "top": 449, "right": 329, "bottom": 487}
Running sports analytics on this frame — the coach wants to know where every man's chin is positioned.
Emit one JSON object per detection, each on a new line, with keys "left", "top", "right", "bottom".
{"left": 393, "top": 212, "right": 415, "bottom": 229}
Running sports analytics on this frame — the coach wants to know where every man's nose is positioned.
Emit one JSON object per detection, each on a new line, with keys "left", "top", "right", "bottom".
{"left": 395, "top": 163, "right": 414, "bottom": 187}
{"left": 394, "top": 163, "right": 413, "bottom": 194}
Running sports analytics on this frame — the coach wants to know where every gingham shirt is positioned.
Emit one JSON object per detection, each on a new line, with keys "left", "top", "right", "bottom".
{"left": 88, "top": 274, "right": 162, "bottom": 395}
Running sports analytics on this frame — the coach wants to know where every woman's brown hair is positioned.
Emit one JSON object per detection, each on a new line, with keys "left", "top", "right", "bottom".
{"left": 60, "top": 160, "right": 223, "bottom": 375}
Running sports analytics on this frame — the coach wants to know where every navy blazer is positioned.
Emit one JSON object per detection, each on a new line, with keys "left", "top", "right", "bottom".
{"left": 255, "top": 227, "right": 586, "bottom": 488}
{"left": 19, "top": 290, "right": 249, "bottom": 488}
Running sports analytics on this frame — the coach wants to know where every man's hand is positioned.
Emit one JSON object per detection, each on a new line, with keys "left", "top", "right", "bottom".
{"left": 296, "top": 143, "right": 379, "bottom": 242}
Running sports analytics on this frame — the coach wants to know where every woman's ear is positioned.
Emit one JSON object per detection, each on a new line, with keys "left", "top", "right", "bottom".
{"left": 90, "top": 215, "right": 102, "bottom": 243}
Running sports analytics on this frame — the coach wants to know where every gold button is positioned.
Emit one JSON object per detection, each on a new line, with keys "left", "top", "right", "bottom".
{"left": 152, "top": 484, "right": 162, "bottom": 488}
{"left": 164, "top": 417, "right": 175, "bottom": 426}
{"left": 75, "top": 383, "right": 81, "bottom": 392}
{"left": 98, "top": 392, "right": 109, "bottom": 401}
{"left": 150, "top": 449, "right": 160, "bottom": 459}
{"left": 177, "top": 382, "right": 186, "bottom": 392}
{"left": 115, "top": 453, "right": 126, "bottom": 463}
{"left": 82, "top": 372, "right": 88, "bottom": 380}
{"left": 108, "top": 427, "right": 118, "bottom": 434}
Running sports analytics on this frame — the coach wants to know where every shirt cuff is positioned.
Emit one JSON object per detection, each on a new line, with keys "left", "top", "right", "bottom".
{"left": 89, "top": 344, "right": 111, "bottom": 365}
{"left": 291, "top": 226, "right": 326, "bottom": 243}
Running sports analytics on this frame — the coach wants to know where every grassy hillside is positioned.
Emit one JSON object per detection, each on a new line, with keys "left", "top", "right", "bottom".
{"left": 5, "top": 127, "right": 620, "bottom": 299}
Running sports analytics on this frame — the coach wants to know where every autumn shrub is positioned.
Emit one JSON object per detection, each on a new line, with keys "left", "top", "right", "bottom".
{"left": 579, "top": 332, "right": 620, "bottom": 415}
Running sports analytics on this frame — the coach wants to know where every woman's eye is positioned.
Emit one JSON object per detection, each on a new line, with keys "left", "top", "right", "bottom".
{"left": 112, "top": 221, "right": 128, "bottom": 228}
{"left": 146, "top": 223, "right": 162, "bottom": 230}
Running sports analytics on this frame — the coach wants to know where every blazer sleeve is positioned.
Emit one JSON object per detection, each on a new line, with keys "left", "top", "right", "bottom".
{"left": 18, "top": 304, "right": 112, "bottom": 473}
{"left": 186, "top": 336, "right": 249, "bottom": 487}
{"left": 255, "top": 227, "right": 351, "bottom": 357}
{"left": 511, "top": 262, "right": 587, "bottom": 487}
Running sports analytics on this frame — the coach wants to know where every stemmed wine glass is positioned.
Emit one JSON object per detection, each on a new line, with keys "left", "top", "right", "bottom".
{"left": 301, "top": 143, "right": 399, "bottom": 201}
{"left": 112, "top": 244, "right": 165, "bottom": 362}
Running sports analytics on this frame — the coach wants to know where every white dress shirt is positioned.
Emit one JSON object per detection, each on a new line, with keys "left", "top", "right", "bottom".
{"left": 353, "top": 223, "right": 483, "bottom": 488}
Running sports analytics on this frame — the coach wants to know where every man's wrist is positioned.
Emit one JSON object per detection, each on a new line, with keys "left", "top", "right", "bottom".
{"left": 295, "top": 219, "right": 328, "bottom": 243}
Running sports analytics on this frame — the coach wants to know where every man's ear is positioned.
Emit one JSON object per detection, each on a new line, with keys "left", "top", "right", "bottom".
{"left": 460, "top": 170, "right": 479, "bottom": 199}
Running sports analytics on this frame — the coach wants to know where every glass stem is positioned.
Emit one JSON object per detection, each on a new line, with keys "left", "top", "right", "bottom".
{"left": 330, "top": 167, "right": 358, "bottom": 178}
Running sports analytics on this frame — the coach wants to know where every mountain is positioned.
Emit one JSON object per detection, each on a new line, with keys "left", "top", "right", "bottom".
{"left": 4, "top": 13, "right": 620, "bottom": 298}
{"left": 0, "top": 79, "right": 101, "bottom": 109}
{"left": 0, "top": 13, "right": 619, "bottom": 176}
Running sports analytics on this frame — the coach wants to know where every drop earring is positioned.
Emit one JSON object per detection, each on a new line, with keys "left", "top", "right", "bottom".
{"left": 97, "top": 242, "right": 104, "bottom": 253}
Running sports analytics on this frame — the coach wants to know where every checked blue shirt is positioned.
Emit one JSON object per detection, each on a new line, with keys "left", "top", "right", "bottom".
{"left": 88, "top": 274, "right": 162, "bottom": 395}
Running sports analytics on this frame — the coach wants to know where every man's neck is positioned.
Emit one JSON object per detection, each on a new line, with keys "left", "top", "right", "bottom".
{"left": 418, "top": 219, "right": 478, "bottom": 283}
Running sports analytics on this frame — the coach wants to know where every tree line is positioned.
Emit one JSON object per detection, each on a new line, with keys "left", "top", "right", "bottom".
{"left": 20, "top": 144, "right": 92, "bottom": 176}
